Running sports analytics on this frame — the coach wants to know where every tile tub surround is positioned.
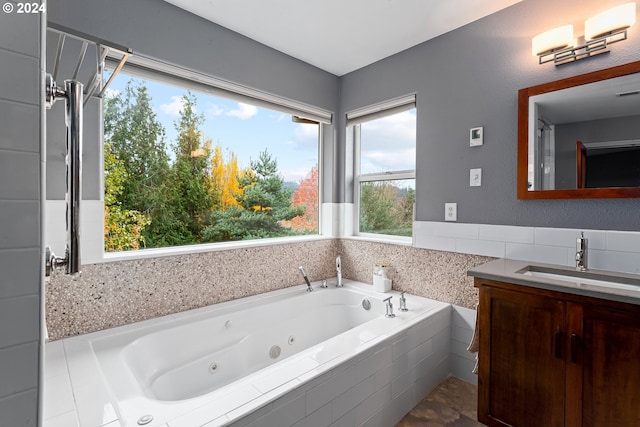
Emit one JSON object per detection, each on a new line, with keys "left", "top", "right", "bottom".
{"left": 43, "top": 295, "right": 452, "bottom": 427}
{"left": 46, "top": 239, "right": 338, "bottom": 340}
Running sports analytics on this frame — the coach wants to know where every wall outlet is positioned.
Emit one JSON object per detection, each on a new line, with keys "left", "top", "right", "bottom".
{"left": 445, "top": 203, "right": 457, "bottom": 221}
{"left": 470, "top": 168, "right": 482, "bottom": 186}
{"left": 470, "top": 127, "right": 483, "bottom": 147}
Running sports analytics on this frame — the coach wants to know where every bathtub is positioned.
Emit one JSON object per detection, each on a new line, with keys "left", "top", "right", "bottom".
{"left": 45, "top": 281, "right": 452, "bottom": 427}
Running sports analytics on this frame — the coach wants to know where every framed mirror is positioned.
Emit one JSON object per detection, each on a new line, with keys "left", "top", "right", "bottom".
{"left": 517, "top": 61, "right": 640, "bottom": 199}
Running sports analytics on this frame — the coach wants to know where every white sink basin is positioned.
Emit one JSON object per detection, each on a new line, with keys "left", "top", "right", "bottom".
{"left": 519, "top": 267, "right": 640, "bottom": 292}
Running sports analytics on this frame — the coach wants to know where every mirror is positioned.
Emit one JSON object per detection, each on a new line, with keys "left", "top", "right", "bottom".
{"left": 518, "top": 61, "right": 640, "bottom": 199}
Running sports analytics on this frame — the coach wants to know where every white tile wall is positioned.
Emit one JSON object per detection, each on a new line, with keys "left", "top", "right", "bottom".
{"left": 231, "top": 306, "right": 451, "bottom": 427}
{"left": 450, "top": 306, "right": 478, "bottom": 385}
{"left": 415, "top": 221, "right": 640, "bottom": 275}
{"left": 0, "top": 32, "right": 42, "bottom": 417}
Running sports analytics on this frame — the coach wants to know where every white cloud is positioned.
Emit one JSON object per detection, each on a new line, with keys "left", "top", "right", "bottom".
{"left": 159, "top": 96, "right": 189, "bottom": 116}
{"left": 359, "top": 110, "right": 416, "bottom": 173}
{"left": 103, "top": 87, "right": 121, "bottom": 99}
{"left": 226, "top": 102, "right": 258, "bottom": 120}
{"left": 206, "top": 103, "right": 224, "bottom": 117}
{"left": 290, "top": 123, "right": 319, "bottom": 151}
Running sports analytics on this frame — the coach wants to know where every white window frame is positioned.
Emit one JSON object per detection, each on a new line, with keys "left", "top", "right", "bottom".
{"left": 93, "top": 56, "right": 331, "bottom": 261}
{"left": 348, "top": 95, "right": 416, "bottom": 241}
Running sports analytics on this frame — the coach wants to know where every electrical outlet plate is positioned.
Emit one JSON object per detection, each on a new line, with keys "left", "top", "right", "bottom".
{"left": 445, "top": 203, "right": 457, "bottom": 221}
{"left": 470, "top": 127, "right": 483, "bottom": 147}
{"left": 470, "top": 168, "right": 482, "bottom": 186}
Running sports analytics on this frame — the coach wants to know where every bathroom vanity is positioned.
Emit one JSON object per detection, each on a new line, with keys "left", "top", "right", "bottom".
{"left": 468, "top": 259, "right": 640, "bottom": 427}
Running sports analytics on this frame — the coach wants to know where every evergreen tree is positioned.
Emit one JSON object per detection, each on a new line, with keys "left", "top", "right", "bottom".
{"left": 203, "top": 150, "right": 305, "bottom": 241}
{"left": 104, "top": 81, "right": 180, "bottom": 249}
{"left": 170, "top": 93, "right": 215, "bottom": 242}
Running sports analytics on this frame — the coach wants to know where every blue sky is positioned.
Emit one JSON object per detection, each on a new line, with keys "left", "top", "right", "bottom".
{"left": 106, "top": 71, "right": 319, "bottom": 183}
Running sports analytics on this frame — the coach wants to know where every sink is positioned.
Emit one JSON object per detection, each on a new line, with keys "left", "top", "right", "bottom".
{"left": 518, "top": 266, "right": 640, "bottom": 292}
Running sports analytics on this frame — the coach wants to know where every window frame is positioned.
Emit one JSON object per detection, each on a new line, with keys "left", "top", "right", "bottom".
{"left": 349, "top": 97, "right": 417, "bottom": 241}
{"left": 98, "top": 57, "right": 328, "bottom": 258}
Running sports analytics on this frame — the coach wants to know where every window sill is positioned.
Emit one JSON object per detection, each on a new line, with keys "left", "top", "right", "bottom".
{"left": 100, "top": 234, "right": 333, "bottom": 263}
{"left": 341, "top": 233, "right": 413, "bottom": 246}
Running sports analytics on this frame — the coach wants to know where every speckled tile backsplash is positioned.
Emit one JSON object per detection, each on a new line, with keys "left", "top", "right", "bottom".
{"left": 338, "top": 239, "right": 494, "bottom": 309}
{"left": 46, "top": 238, "right": 493, "bottom": 340}
{"left": 46, "top": 239, "right": 338, "bottom": 340}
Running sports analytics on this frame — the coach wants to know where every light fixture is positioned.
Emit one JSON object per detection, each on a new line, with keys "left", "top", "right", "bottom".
{"left": 533, "top": 2, "right": 636, "bottom": 65}
{"left": 585, "top": 3, "right": 636, "bottom": 40}
{"left": 532, "top": 25, "right": 574, "bottom": 56}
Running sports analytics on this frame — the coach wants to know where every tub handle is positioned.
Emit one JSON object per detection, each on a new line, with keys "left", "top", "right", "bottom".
{"left": 383, "top": 296, "right": 395, "bottom": 318}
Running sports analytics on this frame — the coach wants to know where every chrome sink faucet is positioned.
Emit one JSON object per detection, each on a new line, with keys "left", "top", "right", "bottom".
{"left": 576, "top": 232, "right": 588, "bottom": 271}
{"left": 336, "top": 255, "right": 343, "bottom": 287}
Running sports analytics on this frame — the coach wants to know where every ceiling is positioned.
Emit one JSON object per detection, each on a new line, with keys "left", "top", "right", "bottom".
{"left": 163, "top": 0, "right": 522, "bottom": 76}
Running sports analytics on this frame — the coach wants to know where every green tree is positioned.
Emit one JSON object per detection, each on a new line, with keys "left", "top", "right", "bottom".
{"left": 203, "top": 150, "right": 305, "bottom": 241}
{"left": 359, "top": 182, "right": 397, "bottom": 233}
{"left": 170, "top": 93, "right": 215, "bottom": 242}
{"left": 104, "top": 80, "right": 196, "bottom": 248}
{"left": 103, "top": 141, "right": 150, "bottom": 251}
{"left": 359, "top": 182, "right": 414, "bottom": 236}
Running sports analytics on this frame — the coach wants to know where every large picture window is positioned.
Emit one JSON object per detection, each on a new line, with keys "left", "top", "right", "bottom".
{"left": 349, "top": 96, "right": 416, "bottom": 238}
{"left": 103, "top": 70, "right": 321, "bottom": 252}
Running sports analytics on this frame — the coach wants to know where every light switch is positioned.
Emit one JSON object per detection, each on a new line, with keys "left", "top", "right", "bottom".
{"left": 445, "top": 203, "right": 457, "bottom": 221}
{"left": 470, "top": 168, "right": 482, "bottom": 186}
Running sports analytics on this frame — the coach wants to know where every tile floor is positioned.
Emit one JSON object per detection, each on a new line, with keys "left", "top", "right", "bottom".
{"left": 395, "top": 376, "right": 486, "bottom": 426}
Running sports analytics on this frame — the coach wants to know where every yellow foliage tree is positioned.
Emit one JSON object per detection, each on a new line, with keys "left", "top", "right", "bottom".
{"left": 210, "top": 144, "right": 248, "bottom": 211}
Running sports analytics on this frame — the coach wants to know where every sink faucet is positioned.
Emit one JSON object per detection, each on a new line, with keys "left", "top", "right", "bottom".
{"left": 336, "top": 255, "right": 343, "bottom": 287}
{"left": 575, "top": 232, "right": 588, "bottom": 271}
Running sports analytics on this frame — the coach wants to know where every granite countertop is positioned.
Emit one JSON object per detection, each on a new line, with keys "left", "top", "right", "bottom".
{"left": 467, "top": 258, "right": 640, "bottom": 306}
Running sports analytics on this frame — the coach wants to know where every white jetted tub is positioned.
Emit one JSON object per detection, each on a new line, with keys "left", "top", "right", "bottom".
{"left": 45, "top": 281, "right": 452, "bottom": 427}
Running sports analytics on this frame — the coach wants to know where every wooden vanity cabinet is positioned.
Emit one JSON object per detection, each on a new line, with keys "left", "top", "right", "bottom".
{"left": 475, "top": 278, "right": 640, "bottom": 427}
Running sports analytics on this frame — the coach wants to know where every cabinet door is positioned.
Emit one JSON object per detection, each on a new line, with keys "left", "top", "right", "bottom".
{"left": 581, "top": 305, "right": 640, "bottom": 427}
{"left": 478, "top": 286, "right": 567, "bottom": 427}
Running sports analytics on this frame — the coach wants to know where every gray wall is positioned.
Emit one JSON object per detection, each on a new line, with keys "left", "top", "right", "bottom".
{"left": 339, "top": 0, "right": 640, "bottom": 231}
{"left": 47, "top": 0, "right": 340, "bottom": 202}
{"left": 0, "top": 4, "right": 43, "bottom": 426}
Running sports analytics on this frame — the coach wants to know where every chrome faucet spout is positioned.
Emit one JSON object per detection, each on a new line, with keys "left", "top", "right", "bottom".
{"left": 299, "top": 266, "right": 313, "bottom": 292}
{"left": 336, "top": 255, "right": 343, "bottom": 287}
{"left": 576, "top": 232, "right": 588, "bottom": 271}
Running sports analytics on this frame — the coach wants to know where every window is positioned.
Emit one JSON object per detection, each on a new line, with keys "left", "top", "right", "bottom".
{"left": 348, "top": 96, "right": 416, "bottom": 238}
{"left": 103, "top": 66, "right": 324, "bottom": 252}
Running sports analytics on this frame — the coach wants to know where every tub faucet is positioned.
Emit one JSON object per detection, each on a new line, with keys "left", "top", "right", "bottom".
{"left": 384, "top": 296, "right": 395, "bottom": 318}
{"left": 336, "top": 255, "right": 343, "bottom": 287}
{"left": 299, "top": 266, "right": 313, "bottom": 292}
{"left": 575, "top": 232, "right": 588, "bottom": 271}
{"left": 399, "top": 292, "right": 408, "bottom": 312}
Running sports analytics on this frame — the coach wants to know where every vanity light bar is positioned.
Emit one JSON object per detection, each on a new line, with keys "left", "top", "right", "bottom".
{"left": 534, "top": 2, "right": 636, "bottom": 66}
{"left": 537, "top": 27, "right": 628, "bottom": 65}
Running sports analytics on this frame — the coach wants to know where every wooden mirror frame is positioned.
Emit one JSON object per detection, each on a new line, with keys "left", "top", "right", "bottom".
{"left": 517, "top": 60, "right": 640, "bottom": 200}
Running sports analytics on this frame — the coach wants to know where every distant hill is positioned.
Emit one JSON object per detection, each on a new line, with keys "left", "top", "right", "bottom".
{"left": 283, "top": 181, "right": 298, "bottom": 192}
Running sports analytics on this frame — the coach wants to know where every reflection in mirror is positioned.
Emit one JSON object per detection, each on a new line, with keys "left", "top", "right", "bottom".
{"left": 518, "top": 61, "right": 640, "bottom": 199}
{"left": 529, "top": 73, "right": 640, "bottom": 190}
